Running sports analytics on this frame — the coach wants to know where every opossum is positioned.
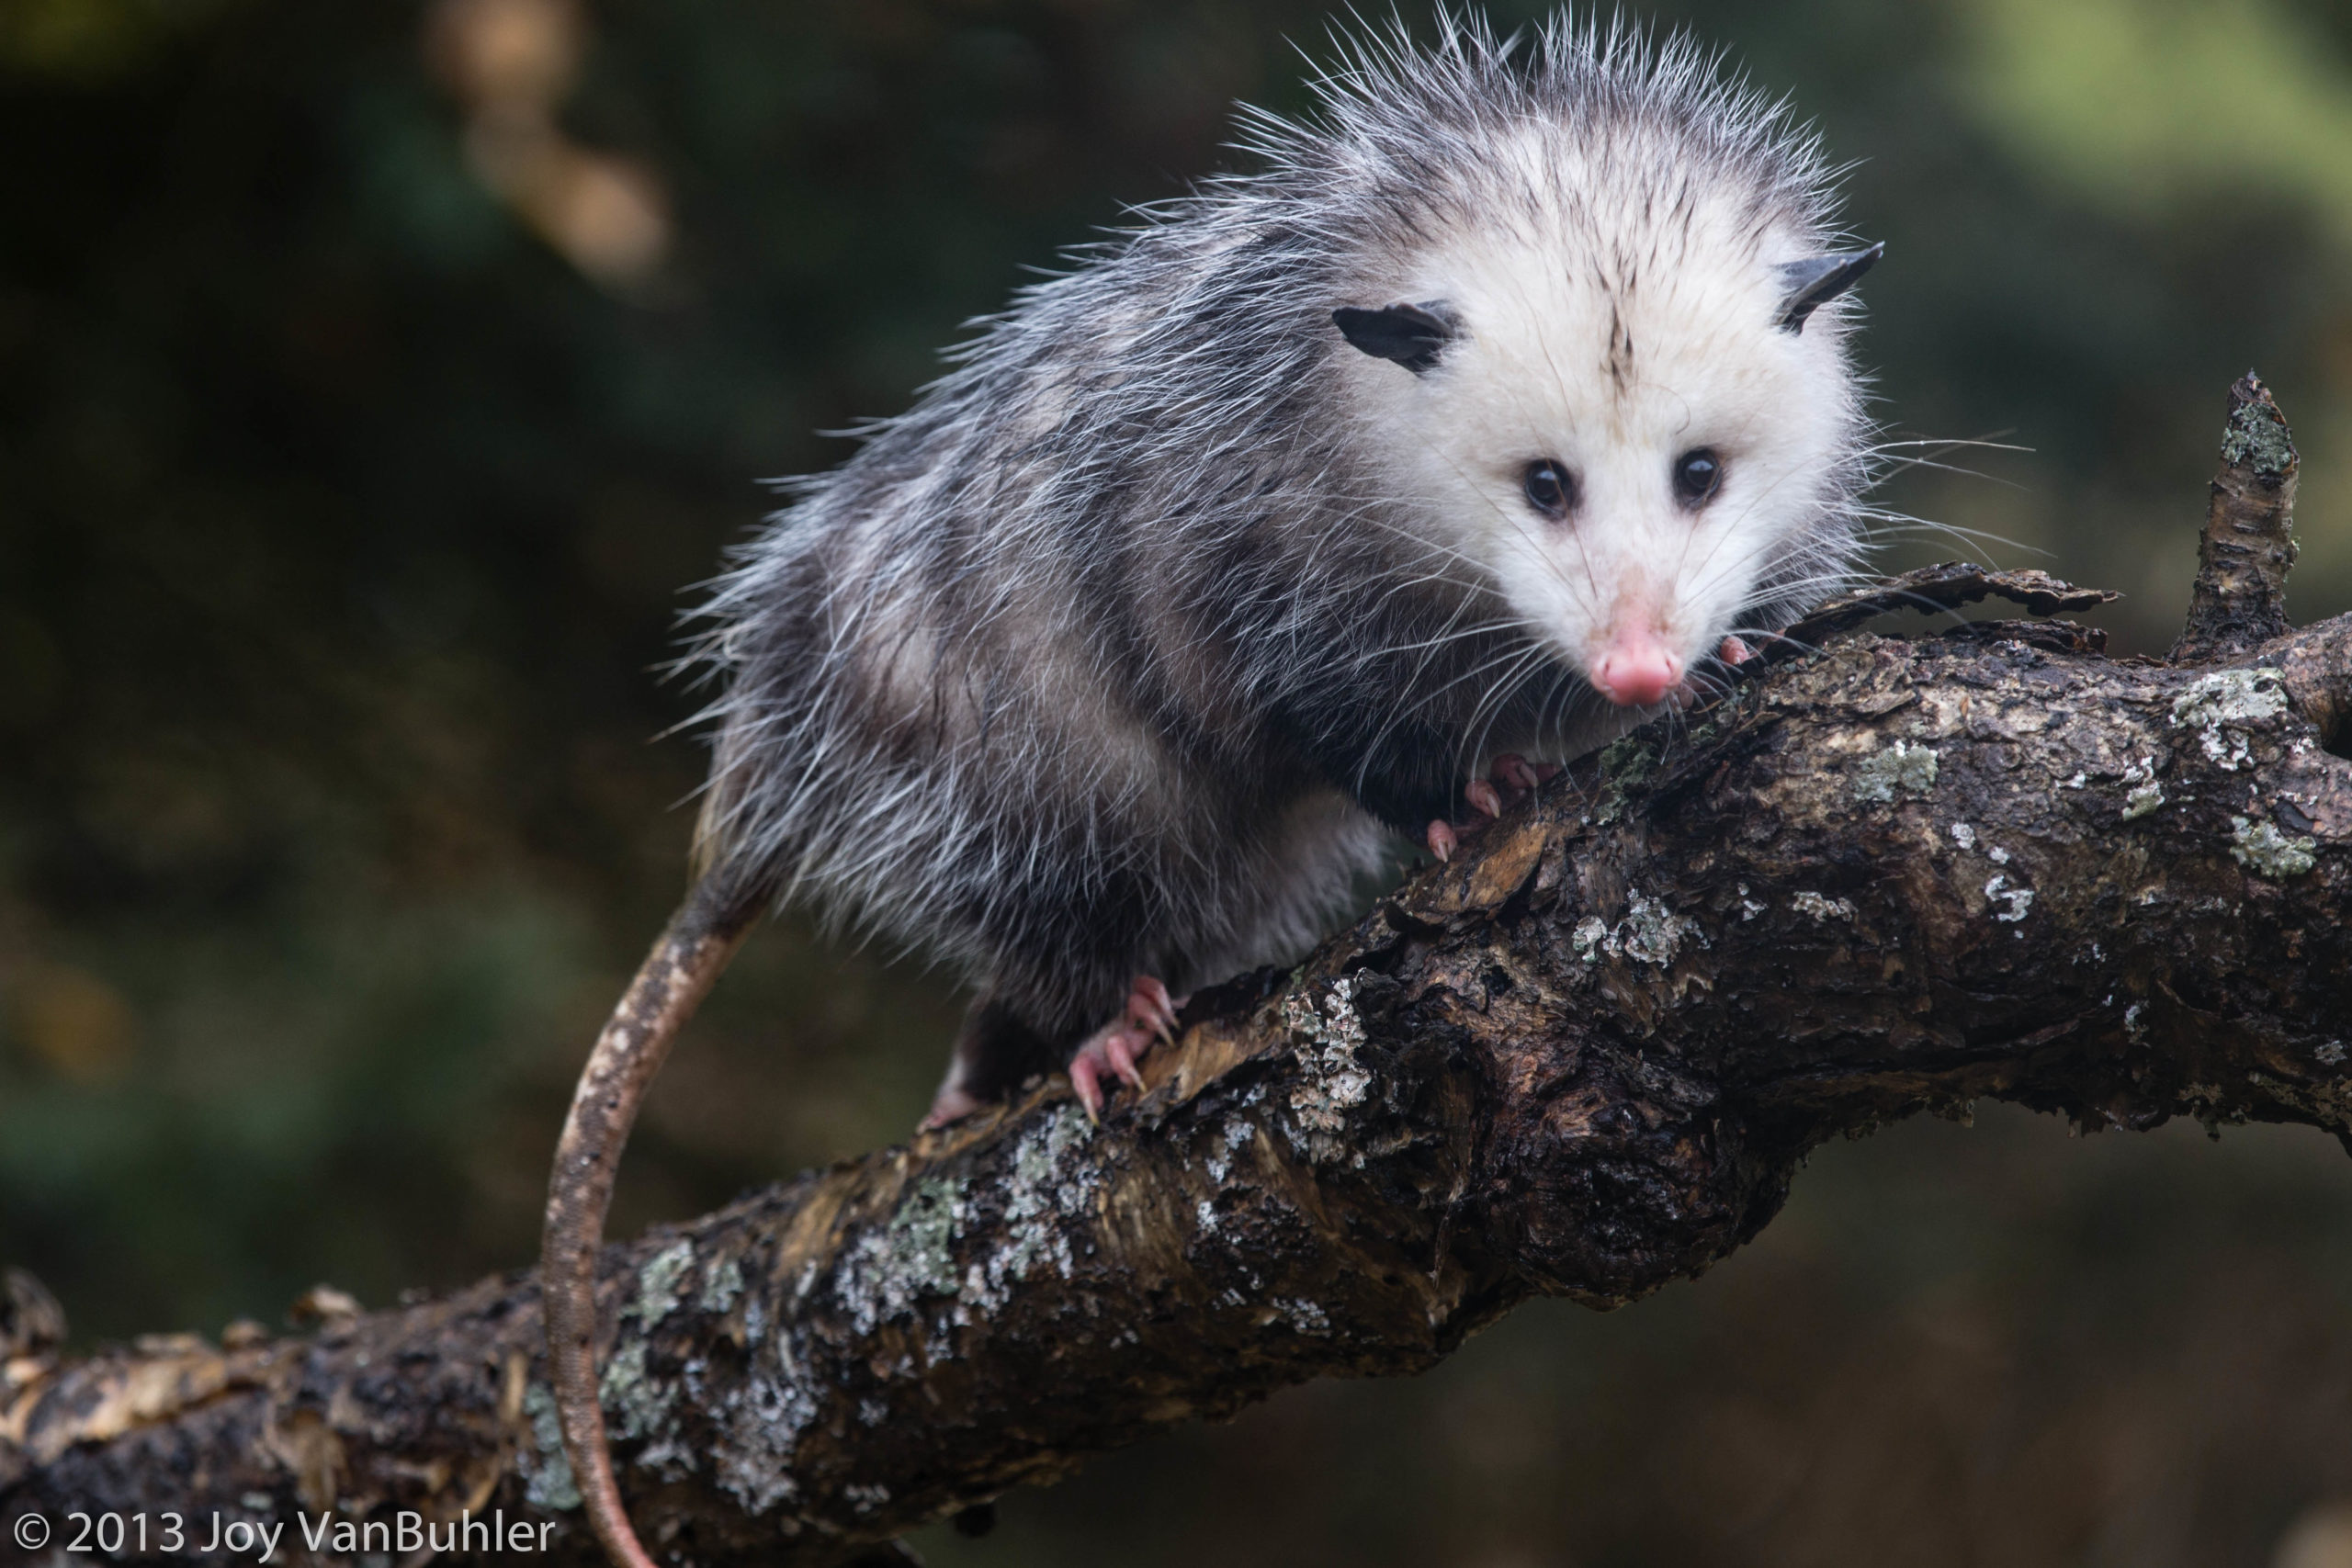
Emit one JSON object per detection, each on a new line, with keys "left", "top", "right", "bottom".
{"left": 542, "top": 17, "right": 1879, "bottom": 1566}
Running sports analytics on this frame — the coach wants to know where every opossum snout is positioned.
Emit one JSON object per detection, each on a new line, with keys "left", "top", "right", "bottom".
{"left": 1591, "top": 635, "right": 1682, "bottom": 707}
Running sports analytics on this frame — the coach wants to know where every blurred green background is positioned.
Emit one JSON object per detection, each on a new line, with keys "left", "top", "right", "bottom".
{"left": 6, "top": 0, "right": 2352, "bottom": 1562}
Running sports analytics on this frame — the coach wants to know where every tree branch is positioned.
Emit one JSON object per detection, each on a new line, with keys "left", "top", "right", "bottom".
{"left": 7, "top": 379, "right": 2350, "bottom": 1566}
{"left": 2174, "top": 370, "right": 2300, "bottom": 663}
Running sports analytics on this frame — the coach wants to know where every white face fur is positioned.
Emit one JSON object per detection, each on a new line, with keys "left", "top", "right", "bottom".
{"left": 1339, "top": 169, "right": 1864, "bottom": 715}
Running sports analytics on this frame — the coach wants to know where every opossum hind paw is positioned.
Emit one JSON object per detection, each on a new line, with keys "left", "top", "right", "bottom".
{"left": 1068, "top": 976, "right": 1183, "bottom": 1121}
{"left": 920, "top": 1080, "right": 989, "bottom": 1131}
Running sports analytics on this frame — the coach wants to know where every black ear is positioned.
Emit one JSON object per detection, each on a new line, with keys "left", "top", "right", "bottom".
{"left": 1331, "top": 300, "right": 1459, "bottom": 373}
{"left": 1773, "top": 243, "right": 1883, "bottom": 333}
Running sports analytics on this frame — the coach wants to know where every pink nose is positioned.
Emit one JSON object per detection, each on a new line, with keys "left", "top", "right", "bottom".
{"left": 1591, "top": 640, "right": 1682, "bottom": 707}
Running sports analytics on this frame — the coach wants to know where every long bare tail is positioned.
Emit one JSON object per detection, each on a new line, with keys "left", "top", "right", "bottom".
{"left": 542, "top": 883, "right": 758, "bottom": 1568}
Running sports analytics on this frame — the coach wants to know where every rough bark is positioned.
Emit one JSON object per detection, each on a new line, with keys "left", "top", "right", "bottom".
{"left": 6, "top": 379, "right": 2350, "bottom": 1567}
{"left": 2173, "top": 371, "right": 2300, "bottom": 662}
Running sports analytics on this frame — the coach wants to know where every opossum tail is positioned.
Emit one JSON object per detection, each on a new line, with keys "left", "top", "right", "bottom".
{"left": 542, "top": 880, "right": 761, "bottom": 1568}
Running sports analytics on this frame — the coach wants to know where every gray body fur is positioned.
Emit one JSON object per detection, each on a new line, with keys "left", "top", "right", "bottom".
{"left": 687, "top": 17, "right": 1870, "bottom": 1095}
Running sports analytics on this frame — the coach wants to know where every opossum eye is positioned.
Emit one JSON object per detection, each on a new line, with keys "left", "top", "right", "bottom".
{"left": 1672, "top": 448, "right": 1723, "bottom": 508}
{"left": 1521, "top": 459, "right": 1575, "bottom": 520}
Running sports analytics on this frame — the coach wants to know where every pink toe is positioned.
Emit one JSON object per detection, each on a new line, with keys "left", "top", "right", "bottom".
{"left": 1720, "top": 635, "right": 1754, "bottom": 666}
{"left": 1069, "top": 1055, "right": 1104, "bottom": 1122}
{"left": 1129, "top": 976, "right": 1177, "bottom": 1039}
{"left": 1105, "top": 1032, "right": 1147, "bottom": 1092}
{"left": 1426, "top": 819, "right": 1456, "bottom": 862}
{"left": 1465, "top": 779, "right": 1503, "bottom": 818}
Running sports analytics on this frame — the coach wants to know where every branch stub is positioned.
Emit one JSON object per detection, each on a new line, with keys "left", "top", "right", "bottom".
{"left": 2172, "top": 370, "right": 2301, "bottom": 663}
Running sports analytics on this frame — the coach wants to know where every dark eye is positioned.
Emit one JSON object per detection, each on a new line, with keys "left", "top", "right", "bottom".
{"left": 1522, "top": 459, "right": 1575, "bottom": 520}
{"left": 1673, "top": 448, "right": 1724, "bottom": 508}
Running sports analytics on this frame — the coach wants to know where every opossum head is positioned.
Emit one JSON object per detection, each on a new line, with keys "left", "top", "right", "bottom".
{"left": 1334, "top": 183, "right": 1873, "bottom": 711}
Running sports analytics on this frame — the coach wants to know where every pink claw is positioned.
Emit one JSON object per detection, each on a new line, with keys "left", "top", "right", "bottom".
{"left": 1465, "top": 779, "right": 1503, "bottom": 818}
{"left": 1495, "top": 753, "right": 1541, "bottom": 793}
{"left": 1720, "top": 635, "right": 1754, "bottom": 667}
{"left": 1426, "top": 819, "right": 1457, "bottom": 862}
{"left": 1104, "top": 1031, "right": 1146, "bottom": 1091}
{"left": 1126, "top": 975, "right": 1178, "bottom": 1043}
{"left": 1069, "top": 1052, "right": 1105, "bottom": 1122}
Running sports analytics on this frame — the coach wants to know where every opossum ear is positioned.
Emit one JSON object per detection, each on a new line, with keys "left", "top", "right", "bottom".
{"left": 1332, "top": 301, "right": 1459, "bottom": 373}
{"left": 1773, "top": 243, "right": 1883, "bottom": 333}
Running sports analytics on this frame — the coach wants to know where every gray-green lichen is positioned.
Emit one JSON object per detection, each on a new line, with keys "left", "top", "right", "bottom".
{"left": 624, "top": 1240, "right": 695, "bottom": 1325}
{"left": 1851, "top": 739, "right": 1940, "bottom": 805}
{"left": 1203, "top": 1112, "right": 1258, "bottom": 1184}
{"left": 2171, "top": 669, "right": 2289, "bottom": 771}
{"left": 520, "top": 1382, "right": 582, "bottom": 1511}
{"left": 1278, "top": 1296, "right": 1332, "bottom": 1337}
{"left": 2119, "top": 757, "right": 2165, "bottom": 819}
{"left": 1590, "top": 736, "right": 1658, "bottom": 826}
{"left": 700, "top": 1254, "right": 744, "bottom": 1314}
{"left": 2231, "top": 815, "right": 2316, "bottom": 878}
{"left": 718, "top": 1360, "right": 817, "bottom": 1515}
{"left": 1570, "top": 915, "right": 1610, "bottom": 962}
{"left": 591, "top": 1238, "right": 699, "bottom": 1468}
{"left": 887, "top": 1178, "right": 966, "bottom": 1298}
{"left": 836, "top": 1174, "right": 967, "bottom": 1336}
{"left": 1571, "top": 891, "right": 1703, "bottom": 965}
{"left": 1285, "top": 976, "right": 1373, "bottom": 1151}
{"left": 965, "top": 1102, "right": 1102, "bottom": 1313}
{"left": 600, "top": 1337, "right": 678, "bottom": 1450}
{"left": 1984, "top": 874, "right": 2035, "bottom": 922}
{"left": 1790, "top": 891, "right": 1856, "bottom": 923}
{"left": 2221, "top": 394, "right": 2297, "bottom": 477}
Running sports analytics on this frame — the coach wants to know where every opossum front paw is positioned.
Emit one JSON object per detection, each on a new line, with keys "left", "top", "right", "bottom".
{"left": 1425, "top": 753, "right": 1557, "bottom": 862}
{"left": 1067, "top": 976, "right": 1184, "bottom": 1121}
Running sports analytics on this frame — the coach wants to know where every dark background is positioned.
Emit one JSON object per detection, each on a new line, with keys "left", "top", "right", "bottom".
{"left": 6, "top": 1, "right": 2352, "bottom": 1563}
